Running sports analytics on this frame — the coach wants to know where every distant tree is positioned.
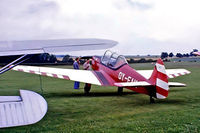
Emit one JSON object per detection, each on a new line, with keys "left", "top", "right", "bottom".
{"left": 193, "top": 49, "right": 198, "bottom": 52}
{"left": 185, "top": 53, "right": 189, "bottom": 57}
{"left": 49, "top": 55, "right": 57, "bottom": 63}
{"left": 62, "top": 55, "right": 71, "bottom": 62}
{"left": 38, "top": 53, "right": 51, "bottom": 63}
{"left": 169, "top": 52, "right": 174, "bottom": 58}
{"left": 138, "top": 58, "right": 146, "bottom": 63}
{"left": 161, "top": 52, "right": 168, "bottom": 59}
{"left": 176, "top": 53, "right": 183, "bottom": 58}
{"left": 128, "top": 58, "right": 135, "bottom": 63}
{"left": 68, "top": 58, "right": 74, "bottom": 63}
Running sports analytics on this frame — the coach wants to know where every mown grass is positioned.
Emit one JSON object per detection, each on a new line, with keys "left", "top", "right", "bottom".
{"left": 0, "top": 62, "right": 200, "bottom": 133}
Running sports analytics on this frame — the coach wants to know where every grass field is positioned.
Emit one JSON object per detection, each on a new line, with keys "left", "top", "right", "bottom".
{"left": 0, "top": 62, "right": 200, "bottom": 133}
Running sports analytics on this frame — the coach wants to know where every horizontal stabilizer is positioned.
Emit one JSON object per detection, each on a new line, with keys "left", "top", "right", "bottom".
{"left": 0, "top": 90, "right": 47, "bottom": 128}
{"left": 137, "top": 69, "right": 190, "bottom": 79}
{"left": 168, "top": 82, "right": 186, "bottom": 87}
{"left": 114, "top": 81, "right": 151, "bottom": 87}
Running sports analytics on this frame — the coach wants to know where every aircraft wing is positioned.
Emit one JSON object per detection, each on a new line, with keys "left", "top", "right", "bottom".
{"left": 137, "top": 69, "right": 191, "bottom": 79}
{"left": 0, "top": 38, "right": 117, "bottom": 56}
{"left": 0, "top": 90, "right": 47, "bottom": 128}
{"left": 12, "top": 66, "right": 188, "bottom": 88}
{"left": 12, "top": 65, "right": 102, "bottom": 86}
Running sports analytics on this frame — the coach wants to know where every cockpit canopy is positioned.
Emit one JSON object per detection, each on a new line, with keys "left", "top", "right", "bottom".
{"left": 101, "top": 50, "right": 128, "bottom": 69}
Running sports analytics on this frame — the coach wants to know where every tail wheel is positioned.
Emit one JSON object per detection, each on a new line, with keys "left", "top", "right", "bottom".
{"left": 150, "top": 96, "right": 155, "bottom": 104}
{"left": 84, "top": 84, "right": 91, "bottom": 94}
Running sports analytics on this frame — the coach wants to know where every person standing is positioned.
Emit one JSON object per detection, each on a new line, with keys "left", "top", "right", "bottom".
{"left": 83, "top": 59, "right": 91, "bottom": 94}
{"left": 73, "top": 57, "right": 80, "bottom": 89}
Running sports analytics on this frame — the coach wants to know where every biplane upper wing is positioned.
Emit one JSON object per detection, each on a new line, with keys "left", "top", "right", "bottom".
{"left": 0, "top": 38, "right": 117, "bottom": 56}
{"left": 137, "top": 69, "right": 190, "bottom": 79}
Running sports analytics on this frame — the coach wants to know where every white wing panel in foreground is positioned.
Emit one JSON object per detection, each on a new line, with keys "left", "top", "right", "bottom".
{"left": 0, "top": 90, "right": 47, "bottom": 128}
{"left": 12, "top": 65, "right": 102, "bottom": 86}
{"left": 137, "top": 69, "right": 190, "bottom": 79}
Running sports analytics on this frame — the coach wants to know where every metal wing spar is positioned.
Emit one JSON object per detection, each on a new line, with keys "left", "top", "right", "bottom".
{"left": 0, "top": 38, "right": 118, "bottom": 56}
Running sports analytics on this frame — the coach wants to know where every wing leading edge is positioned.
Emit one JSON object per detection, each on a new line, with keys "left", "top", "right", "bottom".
{"left": 0, "top": 38, "right": 117, "bottom": 56}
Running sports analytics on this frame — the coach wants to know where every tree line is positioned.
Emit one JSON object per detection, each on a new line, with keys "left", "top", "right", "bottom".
{"left": 161, "top": 49, "right": 198, "bottom": 59}
{"left": 0, "top": 53, "right": 84, "bottom": 65}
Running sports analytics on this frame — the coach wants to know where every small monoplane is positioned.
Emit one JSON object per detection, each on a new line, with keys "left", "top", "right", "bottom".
{"left": 193, "top": 51, "right": 200, "bottom": 56}
{"left": 0, "top": 38, "right": 117, "bottom": 128}
{"left": 12, "top": 50, "right": 190, "bottom": 104}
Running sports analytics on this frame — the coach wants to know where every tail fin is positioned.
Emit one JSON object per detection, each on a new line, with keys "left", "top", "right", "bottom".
{"left": 149, "top": 59, "right": 169, "bottom": 99}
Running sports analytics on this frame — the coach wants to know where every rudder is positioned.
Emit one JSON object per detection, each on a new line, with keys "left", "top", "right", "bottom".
{"left": 149, "top": 58, "right": 169, "bottom": 99}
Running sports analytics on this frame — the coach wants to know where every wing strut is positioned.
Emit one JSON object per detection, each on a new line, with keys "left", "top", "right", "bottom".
{"left": 0, "top": 54, "right": 32, "bottom": 74}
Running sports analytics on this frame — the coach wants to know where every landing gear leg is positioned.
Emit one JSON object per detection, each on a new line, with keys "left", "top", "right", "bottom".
{"left": 118, "top": 87, "right": 123, "bottom": 95}
{"left": 84, "top": 83, "right": 91, "bottom": 95}
{"left": 150, "top": 96, "right": 155, "bottom": 104}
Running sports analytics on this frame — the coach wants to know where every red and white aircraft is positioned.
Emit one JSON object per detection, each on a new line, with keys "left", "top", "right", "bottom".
{"left": 12, "top": 50, "right": 191, "bottom": 103}
{"left": 0, "top": 38, "right": 117, "bottom": 128}
{"left": 193, "top": 51, "right": 200, "bottom": 56}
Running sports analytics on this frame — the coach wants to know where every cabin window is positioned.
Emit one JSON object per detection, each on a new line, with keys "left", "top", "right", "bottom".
{"left": 101, "top": 50, "right": 127, "bottom": 69}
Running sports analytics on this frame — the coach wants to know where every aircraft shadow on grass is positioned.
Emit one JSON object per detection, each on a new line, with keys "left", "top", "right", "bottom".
{"left": 45, "top": 91, "right": 186, "bottom": 105}
{"left": 45, "top": 91, "right": 139, "bottom": 98}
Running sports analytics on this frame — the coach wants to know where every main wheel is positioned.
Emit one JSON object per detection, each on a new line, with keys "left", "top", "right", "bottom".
{"left": 84, "top": 84, "right": 91, "bottom": 94}
{"left": 118, "top": 87, "right": 123, "bottom": 95}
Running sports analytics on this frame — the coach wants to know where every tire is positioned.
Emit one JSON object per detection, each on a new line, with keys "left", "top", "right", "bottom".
{"left": 118, "top": 87, "right": 123, "bottom": 94}
{"left": 84, "top": 84, "right": 91, "bottom": 94}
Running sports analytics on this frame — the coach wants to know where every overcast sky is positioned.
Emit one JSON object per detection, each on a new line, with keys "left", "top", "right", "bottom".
{"left": 0, "top": 0, "right": 200, "bottom": 56}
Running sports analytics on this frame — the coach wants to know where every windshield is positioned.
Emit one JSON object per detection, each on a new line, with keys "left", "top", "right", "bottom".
{"left": 101, "top": 50, "right": 127, "bottom": 69}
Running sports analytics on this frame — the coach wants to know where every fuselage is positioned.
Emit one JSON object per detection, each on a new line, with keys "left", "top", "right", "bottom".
{"left": 91, "top": 56, "right": 152, "bottom": 95}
